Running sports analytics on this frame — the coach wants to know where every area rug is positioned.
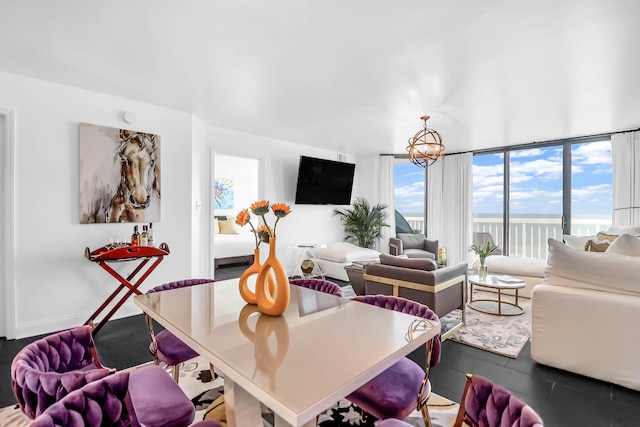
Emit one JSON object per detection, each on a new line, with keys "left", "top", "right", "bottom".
{"left": 0, "top": 357, "right": 460, "bottom": 427}
{"left": 440, "top": 290, "right": 531, "bottom": 358}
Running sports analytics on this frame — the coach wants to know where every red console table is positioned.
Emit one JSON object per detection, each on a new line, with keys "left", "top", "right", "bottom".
{"left": 84, "top": 243, "right": 170, "bottom": 334}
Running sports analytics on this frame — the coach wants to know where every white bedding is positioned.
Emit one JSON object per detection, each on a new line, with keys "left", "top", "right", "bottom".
{"left": 213, "top": 230, "right": 256, "bottom": 259}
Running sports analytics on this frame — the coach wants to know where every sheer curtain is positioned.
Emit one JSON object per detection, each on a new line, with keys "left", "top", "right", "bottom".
{"left": 427, "top": 153, "right": 473, "bottom": 265}
{"left": 378, "top": 155, "right": 395, "bottom": 253}
{"left": 611, "top": 131, "right": 640, "bottom": 226}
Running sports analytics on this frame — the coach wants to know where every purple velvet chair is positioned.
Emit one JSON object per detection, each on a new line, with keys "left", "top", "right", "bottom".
{"left": 453, "top": 374, "right": 543, "bottom": 427}
{"left": 289, "top": 278, "right": 343, "bottom": 296}
{"left": 146, "top": 278, "right": 215, "bottom": 382}
{"left": 346, "top": 295, "right": 441, "bottom": 427}
{"left": 11, "top": 325, "right": 113, "bottom": 419}
{"left": 29, "top": 365, "right": 200, "bottom": 427}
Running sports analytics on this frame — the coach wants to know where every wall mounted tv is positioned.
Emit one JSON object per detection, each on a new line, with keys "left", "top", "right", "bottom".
{"left": 294, "top": 156, "right": 355, "bottom": 205}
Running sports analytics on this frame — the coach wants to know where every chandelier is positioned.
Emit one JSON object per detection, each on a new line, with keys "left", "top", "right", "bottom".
{"left": 406, "top": 115, "right": 445, "bottom": 167}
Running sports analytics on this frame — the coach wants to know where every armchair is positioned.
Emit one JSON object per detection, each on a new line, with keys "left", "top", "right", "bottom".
{"left": 363, "top": 254, "right": 466, "bottom": 339}
{"left": 389, "top": 234, "right": 438, "bottom": 259}
{"left": 472, "top": 232, "right": 503, "bottom": 256}
{"left": 11, "top": 325, "right": 113, "bottom": 419}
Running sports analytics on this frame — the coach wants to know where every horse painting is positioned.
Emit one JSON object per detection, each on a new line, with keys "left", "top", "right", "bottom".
{"left": 79, "top": 123, "right": 161, "bottom": 224}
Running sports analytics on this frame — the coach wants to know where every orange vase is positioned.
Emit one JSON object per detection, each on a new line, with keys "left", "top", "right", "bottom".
{"left": 239, "top": 248, "right": 276, "bottom": 304}
{"left": 256, "top": 237, "right": 290, "bottom": 316}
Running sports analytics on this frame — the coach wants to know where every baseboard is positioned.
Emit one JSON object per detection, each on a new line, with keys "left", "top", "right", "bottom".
{"left": 14, "top": 304, "right": 142, "bottom": 339}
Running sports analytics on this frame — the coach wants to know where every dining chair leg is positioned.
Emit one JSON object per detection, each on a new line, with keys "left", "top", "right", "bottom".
{"left": 172, "top": 364, "right": 180, "bottom": 382}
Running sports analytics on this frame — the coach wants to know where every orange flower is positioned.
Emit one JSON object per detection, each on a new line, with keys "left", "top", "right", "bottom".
{"left": 235, "top": 209, "right": 250, "bottom": 226}
{"left": 256, "top": 225, "right": 272, "bottom": 243}
{"left": 272, "top": 203, "right": 291, "bottom": 218}
{"left": 250, "top": 200, "right": 270, "bottom": 216}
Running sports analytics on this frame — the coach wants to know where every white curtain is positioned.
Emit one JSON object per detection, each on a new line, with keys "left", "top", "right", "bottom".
{"left": 611, "top": 131, "right": 640, "bottom": 226}
{"left": 427, "top": 153, "right": 473, "bottom": 265}
{"left": 378, "top": 155, "right": 396, "bottom": 253}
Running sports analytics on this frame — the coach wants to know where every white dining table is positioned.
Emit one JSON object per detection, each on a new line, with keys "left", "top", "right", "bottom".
{"left": 134, "top": 279, "right": 440, "bottom": 427}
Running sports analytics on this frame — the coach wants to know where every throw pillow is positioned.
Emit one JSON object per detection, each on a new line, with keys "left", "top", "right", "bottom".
{"left": 606, "top": 225, "right": 640, "bottom": 235}
{"left": 562, "top": 234, "right": 593, "bottom": 250}
{"left": 213, "top": 218, "right": 220, "bottom": 235}
{"left": 379, "top": 253, "right": 437, "bottom": 271}
{"left": 543, "top": 238, "right": 640, "bottom": 296}
{"left": 605, "top": 233, "right": 640, "bottom": 257}
{"left": 585, "top": 239, "right": 610, "bottom": 252}
{"left": 219, "top": 219, "right": 239, "bottom": 234}
{"left": 596, "top": 232, "right": 618, "bottom": 243}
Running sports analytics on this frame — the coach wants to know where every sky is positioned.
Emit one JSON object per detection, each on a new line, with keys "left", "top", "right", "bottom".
{"left": 394, "top": 139, "right": 612, "bottom": 218}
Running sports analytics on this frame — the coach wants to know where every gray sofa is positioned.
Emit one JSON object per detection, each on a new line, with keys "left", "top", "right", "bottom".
{"left": 363, "top": 254, "right": 467, "bottom": 339}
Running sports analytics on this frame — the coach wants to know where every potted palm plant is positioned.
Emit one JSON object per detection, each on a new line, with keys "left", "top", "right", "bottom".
{"left": 470, "top": 241, "right": 498, "bottom": 280}
{"left": 332, "top": 197, "right": 389, "bottom": 249}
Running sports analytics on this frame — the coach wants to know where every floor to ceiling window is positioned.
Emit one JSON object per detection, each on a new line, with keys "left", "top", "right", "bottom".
{"left": 472, "top": 137, "right": 612, "bottom": 259}
{"left": 393, "top": 158, "right": 425, "bottom": 234}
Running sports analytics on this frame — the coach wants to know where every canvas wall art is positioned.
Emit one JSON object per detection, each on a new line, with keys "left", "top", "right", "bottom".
{"left": 79, "top": 123, "right": 161, "bottom": 223}
{"left": 214, "top": 178, "right": 234, "bottom": 209}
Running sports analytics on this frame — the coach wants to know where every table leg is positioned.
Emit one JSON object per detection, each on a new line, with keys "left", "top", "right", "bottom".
{"left": 224, "top": 376, "right": 264, "bottom": 427}
{"left": 497, "top": 289, "right": 502, "bottom": 315}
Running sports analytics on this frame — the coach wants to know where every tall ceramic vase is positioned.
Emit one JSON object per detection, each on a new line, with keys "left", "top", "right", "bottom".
{"left": 239, "top": 248, "right": 276, "bottom": 305}
{"left": 256, "top": 237, "right": 290, "bottom": 316}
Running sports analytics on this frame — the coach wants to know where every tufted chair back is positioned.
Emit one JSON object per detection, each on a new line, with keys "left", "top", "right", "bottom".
{"left": 354, "top": 294, "right": 441, "bottom": 366}
{"left": 146, "top": 278, "right": 215, "bottom": 293}
{"left": 289, "top": 278, "right": 343, "bottom": 296}
{"left": 347, "top": 295, "right": 441, "bottom": 426}
{"left": 30, "top": 365, "right": 197, "bottom": 427}
{"left": 11, "top": 325, "right": 112, "bottom": 419}
{"left": 454, "top": 374, "right": 544, "bottom": 427}
{"left": 146, "top": 278, "right": 215, "bottom": 382}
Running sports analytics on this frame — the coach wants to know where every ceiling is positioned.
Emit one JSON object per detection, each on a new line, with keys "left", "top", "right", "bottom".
{"left": 2, "top": 0, "right": 640, "bottom": 155}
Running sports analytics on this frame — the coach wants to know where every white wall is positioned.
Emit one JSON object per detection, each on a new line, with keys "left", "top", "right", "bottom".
{"left": 1, "top": 71, "right": 376, "bottom": 339}
{"left": 1, "top": 71, "right": 197, "bottom": 338}
{"left": 206, "top": 126, "right": 358, "bottom": 273}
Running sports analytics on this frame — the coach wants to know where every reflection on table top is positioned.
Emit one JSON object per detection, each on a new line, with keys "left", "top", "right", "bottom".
{"left": 134, "top": 279, "right": 440, "bottom": 426}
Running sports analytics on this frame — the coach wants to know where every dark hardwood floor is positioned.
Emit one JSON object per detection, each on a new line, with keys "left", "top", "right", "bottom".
{"left": 2, "top": 264, "right": 639, "bottom": 426}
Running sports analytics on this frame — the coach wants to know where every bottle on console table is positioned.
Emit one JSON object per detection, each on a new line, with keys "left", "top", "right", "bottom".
{"left": 131, "top": 225, "right": 140, "bottom": 246}
{"left": 140, "top": 225, "right": 148, "bottom": 246}
{"left": 147, "top": 223, "right": 155, "bottom": 247}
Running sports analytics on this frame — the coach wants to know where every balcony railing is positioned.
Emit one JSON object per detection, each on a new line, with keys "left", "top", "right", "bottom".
{"left": 403, "top": 215, "right": 612, "bottom": 259}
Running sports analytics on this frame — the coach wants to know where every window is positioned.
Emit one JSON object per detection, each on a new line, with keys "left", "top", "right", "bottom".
{"left": 393, "top": 158, "right": 425, "bottom": 234}
{"left": 472, "top": 137, "right": 612, "bottom": 259}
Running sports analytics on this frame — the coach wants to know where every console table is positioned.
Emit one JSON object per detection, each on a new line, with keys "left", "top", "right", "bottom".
{"left": 83, "top": 243, "right": 169, "bottom": 334}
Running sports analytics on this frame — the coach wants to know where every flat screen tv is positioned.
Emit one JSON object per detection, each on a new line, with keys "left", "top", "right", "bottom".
{"left": 294, "top": 156, "right": 355, "bottom": 205}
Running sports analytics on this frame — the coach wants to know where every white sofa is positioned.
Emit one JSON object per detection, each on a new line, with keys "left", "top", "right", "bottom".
{"left": 531, "top": 236, "right": 640, "bottom": 391}
{"left": 316, "top": 242, "right": 381, "bottom": 281}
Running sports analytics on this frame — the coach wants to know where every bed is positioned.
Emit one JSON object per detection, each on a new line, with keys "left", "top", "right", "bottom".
{"left": 213, "top": 216, "right": 256, "bottom": 269}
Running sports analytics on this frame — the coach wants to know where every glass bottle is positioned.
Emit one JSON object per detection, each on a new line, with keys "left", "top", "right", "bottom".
{"left": 140, "top": 225, "right": 148, "bottom": 246}
{"left": 131, "top": 225, "right": 140, "bottom": 246}
{"left": 148, "top": 223, "right": 155, "bottom": 247}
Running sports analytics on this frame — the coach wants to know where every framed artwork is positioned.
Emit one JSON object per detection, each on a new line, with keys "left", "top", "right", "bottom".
{"left": 79, "top": 123, "right": 161, "bottom": 223}
{"left": 214, "top": 178, "right": 234, "bottom": 209}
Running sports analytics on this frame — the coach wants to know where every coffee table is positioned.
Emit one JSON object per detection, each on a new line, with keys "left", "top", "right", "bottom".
{"left": 467, "top": 274, "right": 525, "bottom": 316}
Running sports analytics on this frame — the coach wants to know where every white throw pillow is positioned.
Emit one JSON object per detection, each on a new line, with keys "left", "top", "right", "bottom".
{"left": 605, "top": 234, "right": 640, "bottom": 257}
{"left": 543, "top": 238, "right": 640, "bottom": 295}
{"left": 317, "top": 242, "right": 380, "bottom": 263}
{"left": 562, "top": 234, "right": 594, "bottom": 250}
{"left": 606, "top": 225, "right": 640, "bottom": 235}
